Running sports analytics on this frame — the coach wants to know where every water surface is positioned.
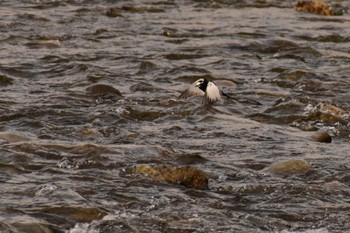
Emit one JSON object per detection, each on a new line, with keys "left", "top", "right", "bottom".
{"left": 1, "top": 0, "right": 350, "bottom": 232}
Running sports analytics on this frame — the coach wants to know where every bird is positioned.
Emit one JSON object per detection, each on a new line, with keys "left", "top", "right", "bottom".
{"left": 179, "top": 78, "right": 232, "bottom": 107}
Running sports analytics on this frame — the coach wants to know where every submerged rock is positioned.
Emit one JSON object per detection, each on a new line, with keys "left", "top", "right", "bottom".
{"left": 135, "top": 164, "right": 209, "bottom": 189}
{"left": 265, "top": 159, "right": 311, "bottom": 176}
{"left": 175, "top": 153, "right": 209, "bottom": 165}
{"left": 311, "top": 131, "right": 332, "bottom": 143}
{"left": 11, "top": 222, "right": 57, "bottom": 233}
{"left": 124, "top": 107, "right": 166, "bottom": 121}
{"left": 0, "top": 74, "right": 13, "bottom": 86}
{"left": 80, "top": 128, "right": 102, "bottom": 140}
{"left": 0, "top": 132, "right": 32, "bottom": 143}
{"left": 25, "top": 39, "right": 61, "bottom": 49}
{"left": 42, "top": 206, "right": 106, "bottom": 222}
{"left": 105, "top": 8, "right": 122, "bottom": 18}
{"left": 86, "top": 84, "right": 122, "bottom": 96}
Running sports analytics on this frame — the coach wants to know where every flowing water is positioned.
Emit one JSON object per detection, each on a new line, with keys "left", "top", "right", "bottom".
{"left": 1, "top": 0, "right": 350, "bottom": 232}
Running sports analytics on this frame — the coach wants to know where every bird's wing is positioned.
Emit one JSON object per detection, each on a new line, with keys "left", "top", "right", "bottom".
{"left": 203, "top": 81, "right": 222, "bottom": 106}
{"left": 214, "top": 80, "right": 237, "bottom": 88}
{"left": 179, "top": 81, "right": 205, "bottom": 99}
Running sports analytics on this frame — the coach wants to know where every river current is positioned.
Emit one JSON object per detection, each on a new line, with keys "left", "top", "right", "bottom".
{"left": 1, "top": 0, "right": 350, "bottom": 232}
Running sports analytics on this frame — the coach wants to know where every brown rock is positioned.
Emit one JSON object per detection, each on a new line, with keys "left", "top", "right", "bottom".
{"left": 0, "top": 132, "right": 31, "bottom": 143}
{"left": 295, "top": 0, "right": 333, "bottom": 16}
{"left": 42, "top": 206, "right": 106, "bottom": 222}
{"left": 311, "top": 131, "right": 332, "bottom": 143}
{"left": 265, "top": 159, "right": 311, "bottom": 176}
{"left": 86, "top": 83, "right": 122, "bottom": 96}
{"left": 11, "top": 222, "right": 54, "bottom": 233}
{"left": 175, "top": 153, "right": 208, "bottom": 165}
{"left": 135, "top": 165, "right": 209, "bottom": 189}
{"left": 319, "top": 103, "right": 346, "bottom": 116}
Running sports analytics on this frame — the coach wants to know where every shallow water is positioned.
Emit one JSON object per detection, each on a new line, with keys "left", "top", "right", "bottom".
{"left": 1, "top": 0, "right": 350, "bottom": 232}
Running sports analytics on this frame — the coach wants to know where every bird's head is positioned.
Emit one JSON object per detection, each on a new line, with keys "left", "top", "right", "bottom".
{"left": 194, "top": 78, "right": 205, "bottom": 87}
{"left": 194, "top": 78, "right": 208, "bottom": 92}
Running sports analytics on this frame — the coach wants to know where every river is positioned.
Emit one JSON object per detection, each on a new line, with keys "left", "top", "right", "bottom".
{"left": 0, "top": 0, "right": 350, "bottom": 232}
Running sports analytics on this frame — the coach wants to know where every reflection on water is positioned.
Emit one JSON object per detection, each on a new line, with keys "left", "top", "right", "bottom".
{"left": 0, "top": 0, "right": 350, "bottom": 232}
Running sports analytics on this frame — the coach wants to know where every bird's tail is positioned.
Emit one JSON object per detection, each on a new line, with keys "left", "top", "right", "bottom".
{"left": 220, "top": 90, "right": 234, "bottom": 99}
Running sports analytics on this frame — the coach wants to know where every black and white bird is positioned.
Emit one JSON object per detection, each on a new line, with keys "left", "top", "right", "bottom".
{"left": 179, "top": 78, "right": 232, "bottom": 107}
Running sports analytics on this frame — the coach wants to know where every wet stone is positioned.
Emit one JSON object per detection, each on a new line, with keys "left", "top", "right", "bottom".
{"left": 295, "top": 0, "right": 334, "bottom": 16}
{"left": 85, "top": 84, "right": 122, "bottom": 96}
{"left": 25, "top": 39, "right": 61, "bottom": 49}
{"left": 319, "top": 103, "right": 346, "bottom": 116}
{"left": 245, "top": 214, "right": 290, "bottom": 232}
{"left": 162, "top": 27, "right": 178, "bottom": 37}
{"left": 42, "top": 206, "right": 107, "bottom": 222}
{"left": 135, "top": 164, "right": 209, "bottom": 189}
{"left": 0, "top": 74, "right": 14, "bottom": 86}
{"left": 0, "top": 132, "right": 32, "bottom": 143}
{"left": 164, "top": 53, "right": 208, "bottom": 60}
{"left": 125, "top": 107, "right": 166, "bottom": 121}
{"left": 11, "top": 222, "right": 57, "bottom": 233}
{"left": 105, "top": 8, "right": 122, "bottom": 18}
{"left": 137, "top": 61, "right": 156, "bottom": 74}
{"left": 118, "top": 5, "right": 165, "bottom": 13}
{"left": 80, "top": 128, "right": 102, "bottom": 140}
{"left": 69, "top": 143, "right": 111, "bottom": 155}
{"left": 311, "top": 131, "right": 332, "bottom": 143}
{"left": 175, "top": 153, "right": 209, "bottom": 165}
{"left": 0, "top": 163, "right": 26, "bottom": 175}
{"left": 264, "top": 159, "right": 311, "bottom": 176}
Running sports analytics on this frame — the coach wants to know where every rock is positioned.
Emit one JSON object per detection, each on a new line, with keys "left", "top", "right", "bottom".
{"left": 25, "top": 39, "right": 61, "bottom": 49}
{"left": 125, "top": 107, "right": 166, "bottom": 121}
{"left": 304, "top": 102, "right": 347, "bottom": 125}
{"left": 0, "top": 164, "right": 25, "bottom": 175}
{"left": 311, "top": 131, "right": 332, "bottom": 143}
{"left": 69, "top": 143, "right": 111, "bottom": 155}
{"left": 42, "top": 206, "right": 106, "bottom": 222}
{"left": 265, "top": 159, "right": 311, "bottom": 176}
{"left": 0, "top": 74, "right": 13, "bottom": 86}
{"left": 295, "top": 0, "right": 333, "bottom": 16}
{"left": 86, "top": 84, "right": 122, "bottom": 96}
{"left": 105, "top": 8, "right": 122, "bottom": 18}
{"left": 137, "top": 61, "right": 156, "bottom": 74}
{"left": 135, "top": 165, "right": 209, "bottom": 189}
{"left": 175, "top": 153, "right": 208, "bottom": 165}
{"left": 11, "top": 222, "right": 55, "bottom": 233}
{"left": 80, "top": 128, "right": 101, "bottom": 140}
{"left": 0, "top": 132, "right": 32, "bottom": 143}
{"left": 319, "top": 103, "right": 346, "bottom": 116}
{"left": 164, "top": 166, "right": 209, "bottom": 189}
